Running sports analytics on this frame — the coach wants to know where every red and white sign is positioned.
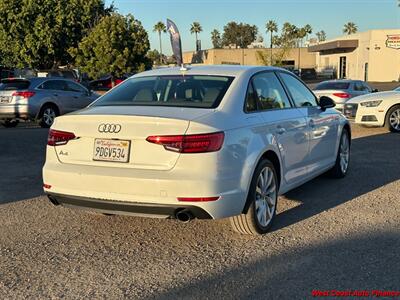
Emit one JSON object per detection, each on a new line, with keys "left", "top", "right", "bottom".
{"left": 386, "top": 34, "right": 400, "bottom": 49}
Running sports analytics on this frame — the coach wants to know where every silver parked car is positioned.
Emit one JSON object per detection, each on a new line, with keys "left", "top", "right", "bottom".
{"left": 313, "top": 80, "right": 377, "bottom": 112}
{"left": 0, "top": 78, "right": 99, "bottom": 128}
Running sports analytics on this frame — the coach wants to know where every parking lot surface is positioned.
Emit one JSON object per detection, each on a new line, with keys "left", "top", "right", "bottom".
{"left": 0, "top": 123, "right": 399, "bottom": 299}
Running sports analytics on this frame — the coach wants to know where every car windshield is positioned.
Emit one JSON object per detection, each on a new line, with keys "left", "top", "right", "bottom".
{"left": 92, "top": 75, "right": 234, "bottom": 108}
{"left": 0, "top": 79, "right": 30, "bottom": 90}
{"left": 314, "top": 82, "right": 350, "bottom": 90}
{"left": 394, "top": 86, "right": 400, "bottom": 91}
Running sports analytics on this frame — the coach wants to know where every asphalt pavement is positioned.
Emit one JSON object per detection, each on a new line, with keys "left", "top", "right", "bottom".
{"left": 0, "top": 123, "right": 399, "bottom": 299}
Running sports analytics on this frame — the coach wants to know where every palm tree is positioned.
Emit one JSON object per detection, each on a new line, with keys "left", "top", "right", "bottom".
{"left": 303, "top": 24, "right": 312, "bottom": 44}
{"left": 190, "top": 22, "right": 203, "bottom": 51}
{"left": 266, "top": 20, "right": 278, "bottom": 65}
{"left": 316, "top": 30, "right": 326, "bottom": 42}
{"left": 296, "top": 28, "right": 307, "bottom": 72}
{"left": 343, "top": 22, "right": 358, "bottom": 35}
{"left": 211, "top": 29, "right": 221, "bottom": 49}
{"left": 153, "top": 21, "right": 166, "bottom": 62}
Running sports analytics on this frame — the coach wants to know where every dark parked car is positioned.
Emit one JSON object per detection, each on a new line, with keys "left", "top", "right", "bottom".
{"left": 0, "top": 78, "right": 99, "bottom": 128}
{"left": 89, "top": 75, "right": 130, "bottom": 91}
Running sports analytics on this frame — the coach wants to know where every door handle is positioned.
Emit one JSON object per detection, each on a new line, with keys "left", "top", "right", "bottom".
{"left": 53, "top": 93, "right": 58, "bottom": 96}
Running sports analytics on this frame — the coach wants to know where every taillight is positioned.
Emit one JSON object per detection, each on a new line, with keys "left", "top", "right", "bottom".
{"left": 146, "top": 132, "right": 224, "bottom": 153}
{"left": 12, "top": 91, "right": 35, "bottom": 98}
{"left": 333, "top": 93, "right": 350, "bottom": 98}
{"left": 47, "top": 129, "right": 76, "bottom": 146}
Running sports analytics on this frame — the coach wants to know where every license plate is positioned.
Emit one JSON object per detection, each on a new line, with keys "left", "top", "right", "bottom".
{"left": 0, "top": 96, "right": 11, "bottom": 103}
{"left": 93, "top": 139, "right": 130, "bottom": 163}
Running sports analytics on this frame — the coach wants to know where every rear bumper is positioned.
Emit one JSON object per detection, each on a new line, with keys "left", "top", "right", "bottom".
{"left": 43, "top": 155, "right": 247, "bottom": 219}
{"left": 0, "top": 104, "right": 31, "bottom": 120}
{"left": 46, "top": 193, "right": 212, "bottom": 219}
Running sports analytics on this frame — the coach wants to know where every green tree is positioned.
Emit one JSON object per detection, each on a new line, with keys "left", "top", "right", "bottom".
{"left": 343, "top": 22, "right": 358, "bottom": 35}
{"left": 147, "top": 49, "right": 163, "bottom": 66}
{"left": 153, "top": 21, "right": 166, "bottom": 62}
{"left": 260, "top": 22, "right": 300, "bottom": 67}
{"left": 316, "top": 30, "right": 327, "bottom": 42}
{"left": 190, "top": 22, "right": 203, "bottom": 50}
{"left": 70, "top": 13, "right": 151, "bottom": 85}
{"left": 0, "top": 0, "right": 113, "bottom": 68}
{"left": 222, "top": 22, "right": 258, "bottom": 49}
{"left": 211, "top": 29, "right": 222, "bottom": 49}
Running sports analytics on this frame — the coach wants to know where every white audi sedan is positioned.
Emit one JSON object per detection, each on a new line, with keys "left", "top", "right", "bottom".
{"left": 345, "top": 86, "right": 400, "bottom": 132}
{"left": 43, "top": 66, "right": 351, "bottom": 235}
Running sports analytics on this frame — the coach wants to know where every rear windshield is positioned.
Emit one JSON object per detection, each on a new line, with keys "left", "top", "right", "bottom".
{"left": 314, "top": 82, "right": 350, "bottom": 90}
{"left": 92, "top": 75, "right": 234, "bottom": 108}
{"left": 0, "top": 80, "right": 30, "bottom": 91}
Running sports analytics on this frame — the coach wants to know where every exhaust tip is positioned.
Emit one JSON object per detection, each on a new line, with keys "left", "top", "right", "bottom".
{"left": 175, "top": 209, "right": 193, "bottom": 223}
{"left": 47, "top": 195, "right": 59, "bottom": 206}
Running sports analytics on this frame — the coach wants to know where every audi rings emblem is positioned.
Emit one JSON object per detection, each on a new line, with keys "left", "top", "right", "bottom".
{"left": 98, "top": 123, "right": 122, "bottom": 133}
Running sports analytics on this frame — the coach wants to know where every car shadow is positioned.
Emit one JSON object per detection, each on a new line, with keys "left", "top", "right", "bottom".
{"left": 272, "top": 132, "right": 400, "bottom": 231}
{"left": 0, "top": 128, "right": 48, "bottom": 204}
{"left": 149, "top": 230, "right": 400, "bottom": 299}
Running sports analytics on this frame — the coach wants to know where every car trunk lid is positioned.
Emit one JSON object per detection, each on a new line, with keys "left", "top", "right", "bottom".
{"left": 51, "top": 106, "right": 214, "bottom": 171}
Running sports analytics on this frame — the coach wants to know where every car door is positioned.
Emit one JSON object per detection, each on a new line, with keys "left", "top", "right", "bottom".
{"left": 248, "top": 71, "right": 309, "bottom": 186}
{"left": 39, "top": 80, "right": 72, "bottom": 114}
{"left": 65, "top": 81, "right": 94, "bottom": 109}
{"left": 278, "top": 72, "right": 339, "bottom": 176}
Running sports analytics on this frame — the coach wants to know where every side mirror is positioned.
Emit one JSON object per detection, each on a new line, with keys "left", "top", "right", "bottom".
{"left": 319, "top": 96, "right": 336, "bottom": 111}
{"left": 372, "top": 89, "right": 379, "bottom": 93}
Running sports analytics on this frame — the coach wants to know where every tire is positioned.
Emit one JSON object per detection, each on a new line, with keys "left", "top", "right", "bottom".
{"left": 328, "top": 129, "right": 350, "bottom": 178}
{"left": 1, "top": 119, "right": 19, "bottom": 128}
{"left": 385, "top": 105, "right": 400, "bottom": 133}
{"left": 39, "top": 105, "right": 59, "bottom": 128}
{"left": 230, "top": 159, "right": 278, "bottom": 235}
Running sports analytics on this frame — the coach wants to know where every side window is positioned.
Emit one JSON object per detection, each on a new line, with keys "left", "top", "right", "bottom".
{"left": 41, "top": 80, "right": 67, "bottom": 91}
{"left": 66, "top": 81, "right": 86, "bottom": 93}
{"left": 353, "top": 82, "right": 364, "bottom": 91}
{"left": 251, "top": 72, "right": 291, "bottom": 110}
{"left": 245, "top": 84, "right": 258, "bottom": 112}
{"left": 362, "top": 83, "right": 372, "bottom": 92}
{"left": 279, "top": 72, "right": 318, "bottom": 107}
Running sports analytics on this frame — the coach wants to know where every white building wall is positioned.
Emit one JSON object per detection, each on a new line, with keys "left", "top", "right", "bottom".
{"left": 315, "top": 29, "right": 400, "bottom": 82}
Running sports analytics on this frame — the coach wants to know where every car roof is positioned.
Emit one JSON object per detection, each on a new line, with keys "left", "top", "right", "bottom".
{"left": 318, "top": 79, "right": 361, "bottom": 84}
{"left": 132, "top": 65, "right": 285, "bottom": 78}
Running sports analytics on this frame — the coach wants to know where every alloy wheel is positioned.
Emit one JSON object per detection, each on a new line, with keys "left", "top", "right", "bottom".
{"left": 43, "top": 108, "right": 56, "bottom": 126}
{"left": 389, "top": 109, "right": 400, "bottom": 131}
{"left": 339, "top": 132, "right": 350, "bottom": 174}
{"left": 254, "top": 166, "right": 277, "bottom": 227}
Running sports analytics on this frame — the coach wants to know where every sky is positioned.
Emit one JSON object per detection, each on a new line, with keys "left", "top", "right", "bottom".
{"left": 105, "top": 0, "right": 400, "bottom": 55}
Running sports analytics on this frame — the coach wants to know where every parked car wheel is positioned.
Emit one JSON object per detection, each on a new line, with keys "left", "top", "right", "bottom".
{"left": 328, "top": 129, "right": 350, "bottom": 178}
{"left": 1, "top": 119, "right": 19, "bottom": 128}
{"left": 39, "top": 105, "right": 59, "bottom": 128}
{"left": 230, "top": 159, "right": 278, "bottom": 235}
{"left": 386, "top": 105, "right": 400, "bottom": 133}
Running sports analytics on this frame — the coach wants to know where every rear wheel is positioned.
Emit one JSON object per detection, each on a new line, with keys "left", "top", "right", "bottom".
{"left": 1, "top": 119, "right": 19, "bottom": 128}
{"left": 39, "top": 105, "right": 59, "bottom": 128}
{"left": 230, "top": 159, "right": 278, "bottom": 235}
{"left": 328, "top": 129, "right": 350, "bottom": 178}
{"left": 386, "top": 105, "right": 400, "bottom": 133}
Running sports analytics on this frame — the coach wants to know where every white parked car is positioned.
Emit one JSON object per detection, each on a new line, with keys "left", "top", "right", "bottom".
{"left": 43, "top": 66, "right": 351, "bottom": 235}
{"left": 345, "top": 87, "right": 400, "bottom": 132}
